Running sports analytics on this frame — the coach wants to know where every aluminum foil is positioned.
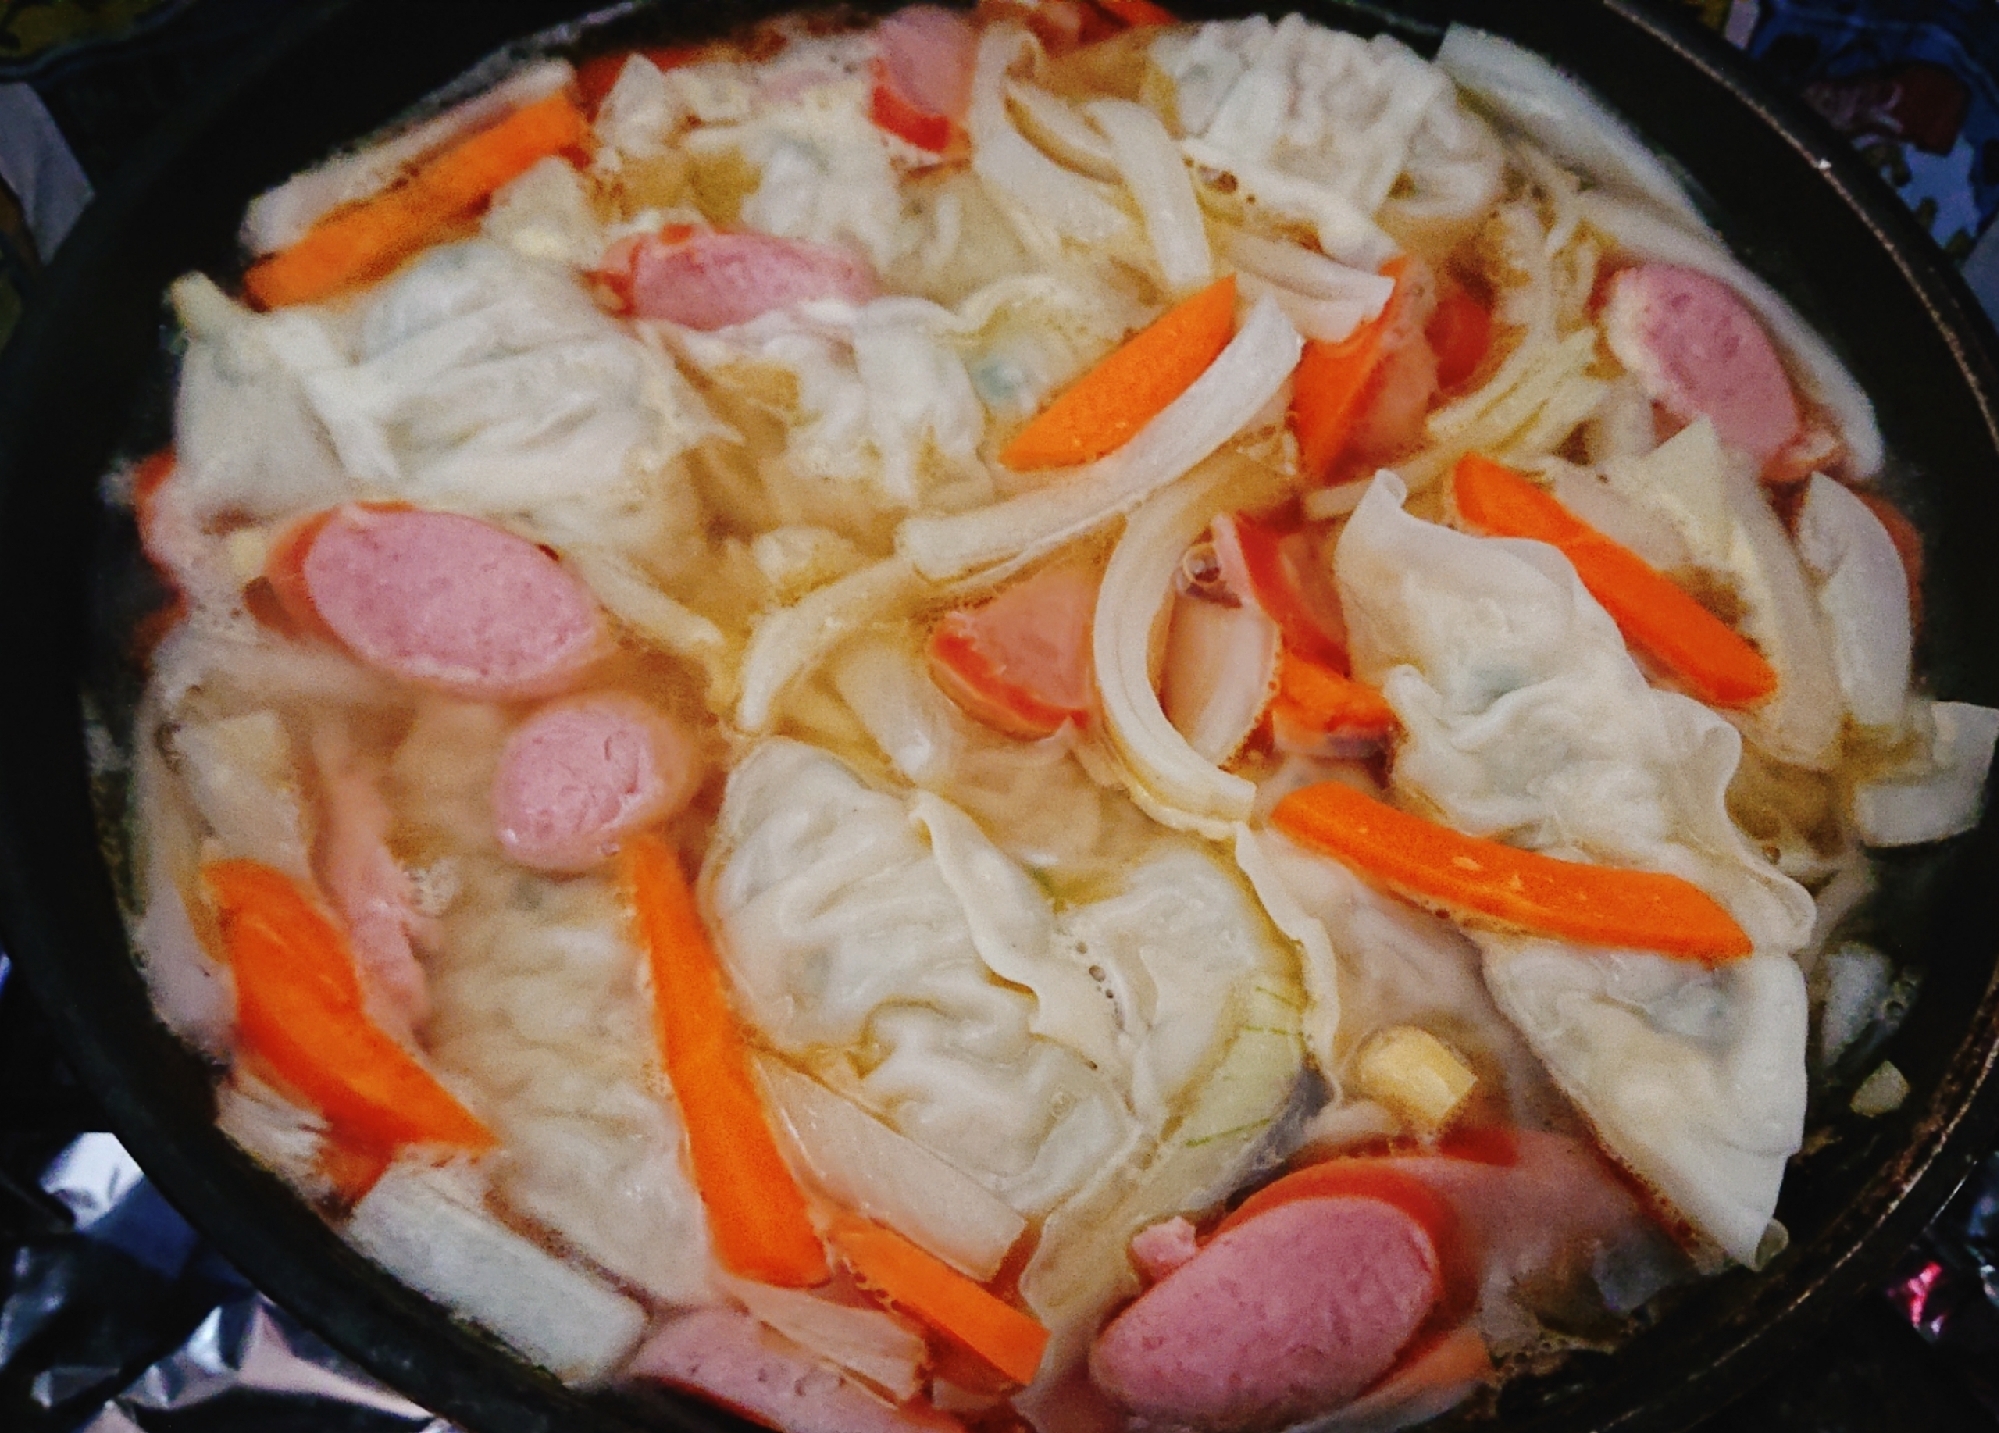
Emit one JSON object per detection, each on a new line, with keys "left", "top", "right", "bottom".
{"left": 0, "top": 1127, "right": 456, "bottom": 1431}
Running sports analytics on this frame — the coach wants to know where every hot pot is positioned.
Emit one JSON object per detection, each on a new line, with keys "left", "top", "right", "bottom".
{"left": 0, "top": 1, "right": 1996, "bottom": 1430}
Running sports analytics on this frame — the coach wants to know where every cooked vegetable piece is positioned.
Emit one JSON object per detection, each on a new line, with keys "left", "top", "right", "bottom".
{"left": 927, "top": 561, "right": 1097, "bottom": 737}
{"left": 828, "top": 1215, "right": 1051, "bottom": 1385}
{"left": 1000, "top": 276, "right": 1238, "bottom": 471}
{"left": 1351, "top": 1026, "right": 1478, "bottom": 1133}
{"left": 1290, "top": 261, "right": 1405, "bottom": 483}
{"left": 244, "top": 92, "right": 590, "bottom": 308}
{"left": 576, "top": 45, "right": 705, "bottom": 114}
{"left": 1425, "top": 285, "right": 1492, "bottom": 390}
{"left": 1270, "top": 782, "right": 1754, "bottom": 961}
{"left": 1451, "top": 453, "right": 1778, "bottom": 708}
{"left": 1272, "top": 649, "right": 1397, "bottom": 739}
{"left": 203, "top": 860, "right": 493, "bottom": 1153}
{"left": 620, "top": 833, "right": 828, "bottom": 1288}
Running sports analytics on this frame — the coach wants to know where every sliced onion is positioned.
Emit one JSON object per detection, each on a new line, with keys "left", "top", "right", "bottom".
{"left": 1576, "top": 191, "right": 1883, "bottom": 477}
{"left": 1235, "top": 272, "right": 1373, "bottom": 344}
{"left": 735, "top": 555, "right": 923, "bottom": 732}
{"left": 243, "top": 61, "right": 574, "bottom": 255}
{"left": 970, "top": 25, "right": 1131, "bottom": 246}
{"left": 1160, "top": 594, "right": 1279, "bottom": 763}
{"left": 1086, "top": 98, "right": 1213, "bottom": 294}
{"left": 1232, "top": 826, "right": 1340, "bottom": 1077}
{"left": 1007, "top": 79, "right": 1118, "bottom": 180}
{"left": 898, "top": 296, "right": 1302, "bottom": 580}
{"left": 756, "top": 1056, "right": 1027, "bottom": 1279}
{"left": 1852, "top": 700, "right": 1999, "bottom": 846}
{"left": 1223, "top": 229, "right": 1395, "bottom": 311}
{"left": 1795, "top": 475, "right": 1912, "bottom": 730}
{"left": 1435, "top": 27, "right": 1703, "bottom": 227}
{"left": 1095, "top": 455, "right": 1281, "bottom": 837}
{"left": 723, "top": 1277, "right": 928, "bottom": 1401}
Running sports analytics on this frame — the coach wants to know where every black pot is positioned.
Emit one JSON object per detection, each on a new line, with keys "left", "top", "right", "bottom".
{"left": 1, "top": 2, "right": 1996, "bottom": 1430}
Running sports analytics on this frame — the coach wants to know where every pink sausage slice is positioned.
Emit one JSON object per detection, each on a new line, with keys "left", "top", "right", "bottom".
{"left": 626, "top": 232, "right": 877, "bottom": 329}
{"left": 491, "top": 694, "right": 697, "bottom": 872}
{"left": 1091, "top": 1196, "right": 1440, "bottom": 1429}
{"left": 1601, "top": 263, "right": 1802, "bottom": 465}
{"left": 873, "top": 6, "right": 977, "bottom": 149}
{"left": 298, "top": 506, "right": 602, "bottom": 699}
{"left": 631, "top": 1308, "right": 963, "bottom": 1433}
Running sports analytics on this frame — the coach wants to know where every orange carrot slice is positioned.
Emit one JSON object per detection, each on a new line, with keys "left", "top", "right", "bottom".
{"left": 827, "top": 1215, "right": 1049, "bottom": 1385}
{"left": 1425, "top": 285, "right": 1492, "bottom": 391}
{"left": 1290, "top": 259, "right": 1406, "bottom": 483}
{"left": 1450, "top": 454, "right": 1778, "bottom": 708}
{"left": 244, "top": 92, "right": 591, "bottom": 309}
{"left": 1273, "top": 648, "right": 1397, "bottom": 738}
{"left": 620, "top": 833, "right": 828, "bottom": 1288}
{"left": 1269, "top": 783, "right": 1753, "bottom": 961}
{"left": 1000, "top": 275, "right": 1237, "bottom": 471}
{"left": 203, "top": 860, "right": 494, "bottom": 1152}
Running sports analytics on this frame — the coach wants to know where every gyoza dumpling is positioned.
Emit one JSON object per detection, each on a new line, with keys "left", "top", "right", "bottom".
{"left": 1330, "top": 472, "right": 1812, "bottom": 1262}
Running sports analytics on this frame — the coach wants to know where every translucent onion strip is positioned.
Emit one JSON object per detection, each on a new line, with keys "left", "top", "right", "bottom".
{"left": 898, "top": 296, "right": 1302, "bottom": 581}
{"left": 1086, "top": 98, "right": 1213, "bottom": 294}
{"left": 1007, "top": 80, "right": 1118, "bottom": 180}
{"left": 757, "top": 1056, "right": 1027, "bottom": 1280}
{"left": 970, "top": 26, "right": 1131, "bottom": 246}
{"left": 1095, "top": 455, "right": 1280, "bottom": 838}
{"left": 1795, "top": 474, "right": 1912, "bottom": 730}
{"left": 1224, "top": 229, "right": 1393, "bottom": 344}
{"left": 1576, "top": 191, "right": 1884, "bottom": 477}
{"left": 1435, "top": 27, "right": 1704, "bottom": 227}
{"left": 735, "top": 555, "right": 923, "bottom": 732}
{"left": 723, "top": 1276, "right": 929, "bottom": 1401}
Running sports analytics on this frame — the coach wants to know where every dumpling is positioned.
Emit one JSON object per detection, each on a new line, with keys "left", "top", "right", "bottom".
{"left": 1332, "top": 472, "right": 1812, "bottom": 1261}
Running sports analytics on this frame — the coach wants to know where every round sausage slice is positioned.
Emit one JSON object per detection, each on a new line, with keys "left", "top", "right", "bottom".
{"left": 492, "top": 694, "right": 697, "bottom": 872}
{"left": 296, "top": 505, "right": 602, "bottom": 699}
{"left": 1090, "top": 1196, "right": 1439, "bottom": 1429}
{"left": 1601, "top": 263, "right": 1802, "bottom": 466}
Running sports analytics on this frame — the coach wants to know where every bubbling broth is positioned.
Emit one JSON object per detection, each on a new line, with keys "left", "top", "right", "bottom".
{"left": 108, "top": 3, "right": 1998, "bottom": 1430}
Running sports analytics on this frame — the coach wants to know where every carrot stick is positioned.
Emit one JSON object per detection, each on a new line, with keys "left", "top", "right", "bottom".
{"left": 620, "top": 833, "right": 829, "bottom": 1288}
{"left": 1450, "top": 454, "right": 1778, "bottom": 708}
{"left": 1000, "top": 275, "right": 1237, "bottom": 471}
{"left": 1092, "top": 0, "right": 1177, "bottom": 26}
{"left": 827, "top": 1215, "right": 1049, "bottom": 1385}
{"left": 203, "top": 860, "right": 494, "bottom": 1152}
{"left": 1269, "top": 783, "right": 1753, "bottom": 961}
{"left": 244, "top": 92, "right": 591, "bottom": 309}
{"left": 1274, "top": 648, "right": 1397, "bottom": 737}
{"left": 1290, "top": 259, "right": 1406, "bottom": 483}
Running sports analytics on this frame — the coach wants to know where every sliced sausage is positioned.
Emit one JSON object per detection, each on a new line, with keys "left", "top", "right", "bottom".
{"left": 927, "top": 561, "right": 1098, "bottom": 738}
{"left": 1128, "top": 1215, "right": 1200, "bottom": 1283}
{"left": 491, "top": 694, "right": 698, "bottom": 872}
{"left": 871, "top": 6, "right": 977, "bottom": 151}
{"left": 630, "top": 1308, "right": 963, "bottom": 1433}
{"left": 290, "top": 505, "right": 603, "bottom": 699}
{"left": 1601, "top": 263, "right": 1802, "bottom": 466}
{"left": 1090, "top": 1196, "right": 1440, "bottom": 1429}
{"left": 624, "top": 232, "right": 877, "bottom": 329}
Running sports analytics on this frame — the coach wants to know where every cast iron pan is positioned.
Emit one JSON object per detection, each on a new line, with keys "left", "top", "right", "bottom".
{"left": 1, "top": 1, "right": 1996, "bottom": 1430}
